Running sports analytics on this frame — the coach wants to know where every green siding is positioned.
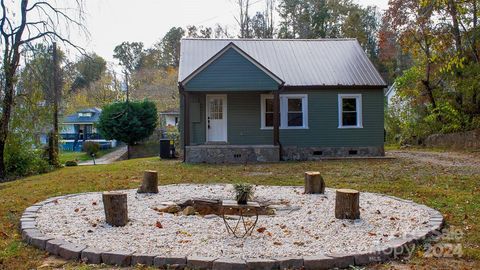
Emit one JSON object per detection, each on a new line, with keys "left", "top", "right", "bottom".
{"left": 183, "top": 89, "right": 384, "bottom": 147}
{"left": 184, "top": 48, "right": 280, "bottom": 91}
{"left": 280, "top": 89, "right": 384, "bottom": 147}
{"left": 228, "top": 93, "right": 273, "bottom": 145}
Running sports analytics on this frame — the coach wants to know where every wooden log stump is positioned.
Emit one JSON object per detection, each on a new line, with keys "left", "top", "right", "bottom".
{"left": 304, "top": 171, "right": 325, "bottom": 194}
{"left": 335, "top": 189, "right": 360, "bottom": 220}
{"left": 103, "top": 192, "right": 128, "bottom": 226}
{"left": 137, "top": 170, "right": 159, "bottom": 194}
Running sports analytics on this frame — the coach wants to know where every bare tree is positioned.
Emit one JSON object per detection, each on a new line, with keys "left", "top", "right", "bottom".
{"left": 235, "top": 0, "right": 252, "bottom": 38}
{"left": 0, "top": 0, "right": 87, "bottom": 180}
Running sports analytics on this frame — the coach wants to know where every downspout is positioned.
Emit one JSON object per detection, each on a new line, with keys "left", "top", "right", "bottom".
{"left": 178, "top": 83, "right": 187, "bottom": 162}
{"left": 277, "top": 83, "right": 285, "bottom": 161}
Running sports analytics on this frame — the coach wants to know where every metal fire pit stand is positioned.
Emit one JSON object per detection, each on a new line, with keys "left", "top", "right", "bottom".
{"left": 221, "top": 200, "right": 260, "bottom": 238}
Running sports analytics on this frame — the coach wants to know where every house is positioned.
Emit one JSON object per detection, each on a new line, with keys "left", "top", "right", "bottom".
{"left": 60, "top": 108, "right": 116, "bottom": 151}
{"left": 178, "top": 39, "right": 387, "bottom": 163}
{"left": 385, "top": 83, "right": 396, "bottom": 106}
{"left": 160, "top": 109, "right": 179, "bottom": 127}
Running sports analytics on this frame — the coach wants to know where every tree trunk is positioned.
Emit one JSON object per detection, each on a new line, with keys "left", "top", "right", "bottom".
{"left": 448, "top": 0, "right": 462, "bottom": 54}
{"left": 102, "top": 192, "right": 128, "bottom": 226}
{"left": 48, "top": 42, "right": 60, "bottom": 167}
{"left": 335, "top": 189, "right": 360, "bottom": 220}
{"left": 138, "top": 170, "right": 159, "bottom": 193}
{"left": 0, "top": 70, "right": 16, "bottom": 181}
{"left": 304, "top": 171, "right": 325, "bottom": 194}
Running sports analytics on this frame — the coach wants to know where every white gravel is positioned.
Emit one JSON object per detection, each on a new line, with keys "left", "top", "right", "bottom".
{"left": 36, "top": 185, "right": 436, "bottom": 259}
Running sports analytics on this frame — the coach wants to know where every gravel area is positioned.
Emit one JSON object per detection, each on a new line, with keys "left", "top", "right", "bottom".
{"left": 36, "top": 185, "right": 437, "bottom": 259}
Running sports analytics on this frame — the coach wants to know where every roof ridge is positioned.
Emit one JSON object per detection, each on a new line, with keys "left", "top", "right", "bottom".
{"left": 181, "top": 38, "right": 357, "bottom": 42}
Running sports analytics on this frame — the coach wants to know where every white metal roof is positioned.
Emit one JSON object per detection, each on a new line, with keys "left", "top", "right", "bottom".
{"left": 178, "top": 38, "right": 387, "bottom": 88}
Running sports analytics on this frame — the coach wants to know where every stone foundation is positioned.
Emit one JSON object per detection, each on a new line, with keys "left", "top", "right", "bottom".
{"left": 282, "top": 146, "right": 385, "bottom": 161}
{"left": 185, "top": 145, "right": 280, "bottom": 163}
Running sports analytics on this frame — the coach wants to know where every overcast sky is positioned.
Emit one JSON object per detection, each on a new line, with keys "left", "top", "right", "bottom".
{"left": 74, "top": 0, "right": 389, "bottom": 63}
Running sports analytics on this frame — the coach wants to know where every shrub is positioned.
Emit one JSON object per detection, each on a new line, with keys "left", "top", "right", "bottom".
{"left": 83, "top": 141, "right": 100, "bottom": 156}
{"left": 65, "top": 160, "right": 78, "bottom": 167}
{"left": 5, "top": 136, "right": 52, "bottom": 178}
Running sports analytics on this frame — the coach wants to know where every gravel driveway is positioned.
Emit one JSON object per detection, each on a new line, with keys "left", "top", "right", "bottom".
{"left": 387, "top": 149, "right": 480, "bottom": 169}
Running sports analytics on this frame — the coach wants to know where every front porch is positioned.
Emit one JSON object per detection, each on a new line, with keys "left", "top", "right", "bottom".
{"left": 185, "top": 144, "right": 279, "bottom": 163}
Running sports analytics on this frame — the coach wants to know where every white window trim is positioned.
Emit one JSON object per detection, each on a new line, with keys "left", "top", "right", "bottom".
{"left": 338, "top": 94, "right": 363, "bottom": 128}
{"left": 260, "top": 94, "right": 309, "bottom": 130}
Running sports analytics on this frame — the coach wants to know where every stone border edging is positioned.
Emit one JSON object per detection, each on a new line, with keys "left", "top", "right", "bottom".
{"left": 20, "top": 192, "right": 444, "bottom": 270}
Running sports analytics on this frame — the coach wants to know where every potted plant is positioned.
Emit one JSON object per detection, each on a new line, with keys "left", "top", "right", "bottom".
{"left": 233, "top": 183, "right": 254, "bottom": 205}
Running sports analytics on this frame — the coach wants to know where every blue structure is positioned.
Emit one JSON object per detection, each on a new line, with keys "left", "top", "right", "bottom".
{"left": 60, "top": 108, "right": 116, "bottom": 152}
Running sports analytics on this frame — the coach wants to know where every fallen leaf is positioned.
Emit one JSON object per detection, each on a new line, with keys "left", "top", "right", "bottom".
{"left": 273, "top": 241, "right": 282, "bottom": 246}
{"left": 368, "top": 232, "right": 377, "bottom": 236}
{"left": 0, "top": 231, "right": 8, "bottom": 239}
{"left": 293, "top": 241, "right": 305, "bottom": 246}
{"left": 74, "top": 208, "right": 79, "bottom": 212}
{"left": 155, "top": 221, "right": 163, "bottom": 229}
{"left": 92, "top": 201, "right": 97, "bottom": 206}
{"left": 257, "top": 227, "right": 266, "bottom": 233}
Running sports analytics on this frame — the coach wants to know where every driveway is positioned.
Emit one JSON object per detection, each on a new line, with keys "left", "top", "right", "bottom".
{"left": 79, "top": 146, "right": 127, "bottom": 166}
{"left": 387, "top": 149, "right": 480, "bottom": 169}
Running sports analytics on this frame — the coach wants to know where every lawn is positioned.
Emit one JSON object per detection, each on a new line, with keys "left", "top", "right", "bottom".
{"left": 59, "top": 148, "right": 119, "bottom": 164}
{"left": 0, "top": 155, "right": 479, "bottom": 269}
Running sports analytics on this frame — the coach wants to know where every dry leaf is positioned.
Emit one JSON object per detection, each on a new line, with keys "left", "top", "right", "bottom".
{"left": 273, "top": 241, "right": 282, "bottom": 246}
{"left": 257, "top": 227, "right": 266, "bottom": 233}
{"left": 155, "top": 221, "right": 163, "bottom": 229}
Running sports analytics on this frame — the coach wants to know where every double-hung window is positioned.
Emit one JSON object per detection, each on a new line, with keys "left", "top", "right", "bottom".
{"left": 338, "top": 94, "right": 363, "bottom": 128}
{"left": 261, "top": 94, "right": 308, "bottom": 129}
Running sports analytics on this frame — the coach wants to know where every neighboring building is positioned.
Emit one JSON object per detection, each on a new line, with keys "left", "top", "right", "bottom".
{"left": 160, "top": 109, "right": 179, "bottom": 127}
{"left": 60, "top": 108, "right": 116, "bottom": 151}
{"left": 178, "top": 39, "right": 387, "bottom": 163}
{"left": 385, "top": 83, "right": 396, "bottom": 106}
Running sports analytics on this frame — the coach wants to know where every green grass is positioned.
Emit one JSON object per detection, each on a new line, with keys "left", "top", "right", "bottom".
{"left": 0, "top": 156, "right": 479, "bottom": 269}
{"left": 59, "top": 148, "right": 118, "bottom": 164}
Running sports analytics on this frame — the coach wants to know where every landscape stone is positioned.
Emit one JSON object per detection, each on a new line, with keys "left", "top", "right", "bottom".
{"left": 101, "top": 250, "right": 133, "bottom": 266}
{"left": 187, "top": 256, "right": 217, "bottom": 269}
{"left": 132, "top": 253, "right": 156, "bottom": 266}
{"left": 30, "top": 235, "right": 53, "bottom": 250}
{"left": 246, "top": 258, "right": 278, "bottom": 270}
{"left": 21, "top": 221, "right": 36, "bottom": 230}
{"left": 154, "top": 256, "right": 186, "bottom": 268}
{"left": 213, "top": 257, "right": 247, "bottom": 270}
{"left": 81, "top": 248, "right": 103, "bottom": 264}
{"left": 45, "top": 239, "right": 69, "bottom": 255}
{"left": 303, "top": 255, "right": 335, "bottom": 270}
{"left": 183, "top": 206, "right": 196, "bottom": 216}
{"left": 327, "top": 253, "right": 354, "bottom": 268}
{"left": 276, "top": 256, "right": 303, "bottom": 269}
{"left": 58, "top": 243, "right": 87, "bottom": 260}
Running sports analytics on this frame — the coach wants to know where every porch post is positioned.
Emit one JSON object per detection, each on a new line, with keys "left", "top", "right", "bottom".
{"left": 273, "top": 91, "right": 280, "bottom": 146}
{"left": 184, "top": 91, "right": 191, "bottom": 148}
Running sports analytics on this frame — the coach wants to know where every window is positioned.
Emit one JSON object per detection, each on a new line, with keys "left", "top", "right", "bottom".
{"left": 78, "top": 112, "right": 92, "bottom": 117}
{"left": 287, "top": 97, "right": 303, "bottom": 127}
{"left": 338, "top": 94, "right": 362, "bottom": 128}
{"left": 261, "top": 94, "right": 308, "bottom": 129}
{"left": 264, "top": 98, "right": 274, "bottom": 127}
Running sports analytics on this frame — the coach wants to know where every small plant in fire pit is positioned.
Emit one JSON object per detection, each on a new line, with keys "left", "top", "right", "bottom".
{"left": 233, "top": 183, "right": 254, "bottom": 204}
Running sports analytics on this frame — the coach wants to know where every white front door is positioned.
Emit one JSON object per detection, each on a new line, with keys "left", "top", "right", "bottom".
{"left": 206, "top": 95, "right": 227, "bottom": 142}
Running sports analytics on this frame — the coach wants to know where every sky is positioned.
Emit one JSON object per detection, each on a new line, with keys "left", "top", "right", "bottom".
{"left": 73, "top": 0, "right": 389, "bottom": 64}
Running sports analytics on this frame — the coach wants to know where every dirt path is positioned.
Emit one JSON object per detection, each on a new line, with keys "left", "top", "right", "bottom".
{"left": 79, "top": 146, "right": 127, "bottom": 166}
{"left": 387, "top": 149, "right": 480, "bottom": 168}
